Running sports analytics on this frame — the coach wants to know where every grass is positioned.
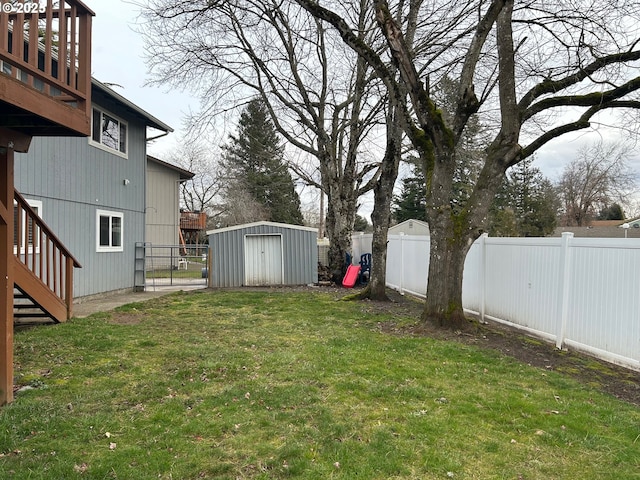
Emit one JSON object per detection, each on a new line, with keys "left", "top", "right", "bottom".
{"left": 146, "top": 258, "right": 206, "bottom": 280}
{"left": 2, "top": 290, "right": 639, "bottom": 479}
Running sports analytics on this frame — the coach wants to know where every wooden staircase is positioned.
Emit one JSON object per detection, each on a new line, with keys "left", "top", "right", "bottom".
{"left": 12, "top": 189, "right": 81, "bottom": 324}
{"left": 13, "top": 286, "right": 58, "bottom": 325}
{"left": 1, "top": 0, "right": 93, "bottom": 405}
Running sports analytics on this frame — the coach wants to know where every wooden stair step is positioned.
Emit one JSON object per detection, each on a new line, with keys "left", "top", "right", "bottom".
{"left": 14, "top": 312, "right": 53, "bottom": 319}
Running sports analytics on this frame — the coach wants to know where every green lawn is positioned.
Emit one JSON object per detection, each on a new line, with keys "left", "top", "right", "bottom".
{"left": 2, "top": 290, "right": 639, "bottom": 479}
{"left": 146, "top": 257, "right": 206, "bottom": 279}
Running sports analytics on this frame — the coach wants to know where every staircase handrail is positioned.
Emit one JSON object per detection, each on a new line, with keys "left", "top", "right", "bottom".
{"left": 14, "top": 188, "right": 81, "bottom": 268}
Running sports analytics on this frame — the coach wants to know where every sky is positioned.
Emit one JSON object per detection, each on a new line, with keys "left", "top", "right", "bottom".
{"left": 89, "top": 0, "right": 197, "bottom": 156}
{"left": 86, "top": 0, "right": 640, "bottom": 217}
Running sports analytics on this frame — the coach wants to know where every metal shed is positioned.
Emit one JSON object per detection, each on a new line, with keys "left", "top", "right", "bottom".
{"left": 207, "top": 221, "right": 318, "bottom": 287}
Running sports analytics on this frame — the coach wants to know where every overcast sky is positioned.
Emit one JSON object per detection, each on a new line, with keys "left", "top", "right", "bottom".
{"left": 87, "top": 0, "right": 640, "bottom": 216}
{"left": 89, "top": 0, "right": 197, "bottom": 156}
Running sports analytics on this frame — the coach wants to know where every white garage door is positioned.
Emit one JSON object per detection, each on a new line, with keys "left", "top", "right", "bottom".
{"left": 244, "top": 234, "right": 283, "bottom": 286}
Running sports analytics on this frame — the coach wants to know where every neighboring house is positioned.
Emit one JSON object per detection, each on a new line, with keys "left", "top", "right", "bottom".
{"left": 146, "top": 155, "right": 194, "bottom": 247}
{"left": 14, "top": 79, "right": 173, "bottom": 299}
{"left": 553, "top": 219, "right": 640, "bottom": 239}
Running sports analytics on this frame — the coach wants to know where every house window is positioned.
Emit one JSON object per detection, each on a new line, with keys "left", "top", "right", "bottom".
{"left": 96, "top": 209, "right": 123, "bottom": 252}
{"left": 91, "top": 108, "right": 128, "bottom": 156}
{"left": 13, "top": 199, "right": 43, "bottom": 255}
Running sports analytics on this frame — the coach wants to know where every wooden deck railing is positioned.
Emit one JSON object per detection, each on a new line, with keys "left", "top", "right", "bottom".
{"left": 180, "top": 211, "right": 207, "bottom": 230}
{"left": 0, "top": 0, "right": 93, "bottom": 121}
{"left": 14, "top": 189, "right": 81, "bottom": 319}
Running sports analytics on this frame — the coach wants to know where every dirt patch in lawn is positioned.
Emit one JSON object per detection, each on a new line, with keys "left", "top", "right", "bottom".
{"left": 353, "top": 288, "right": 640, "bottom": 407}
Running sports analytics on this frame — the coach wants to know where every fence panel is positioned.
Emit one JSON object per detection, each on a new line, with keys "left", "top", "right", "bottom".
{"left": 351, "top": 233, "right": 373, "bottom": 264}
{"left": 380, "top": 232, "right": 640, "bottom": 371}
{"left": 483, "top": 237, "right": 563, "bottom": 335}
{"left": 385, "top": 234, "right": 430, "bottom": 297}
{"left": 564, "top": 239, "right": 640, "bottom": 364}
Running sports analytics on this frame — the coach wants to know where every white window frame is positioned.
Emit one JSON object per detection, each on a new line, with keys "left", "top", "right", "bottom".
{"left": 1, "top": 60, "right": 12, "bottom": 76}
{"left": 89, "top": 107, "right": 128, "bottom": 158}
{"left": 13, "top": 199, "right": 43, "bottom": 255}
{"left": 96, "top": 209, "right": 124, "bottom": 253}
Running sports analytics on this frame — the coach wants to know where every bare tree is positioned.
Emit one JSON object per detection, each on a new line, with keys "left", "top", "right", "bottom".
{"left": 217, "top": 188, "right": 270, "bottom": 227}
{"left": 167, "top": 139, "right": 223, "bottom": 215}
{"left": 557, "top": 142, "right": 637, "bottom": 226}
{"left": 295, "top": 0, "right": 640, "bottom": 327}
{"left": 139, "top": 0, "right": 386, "bottom": 277}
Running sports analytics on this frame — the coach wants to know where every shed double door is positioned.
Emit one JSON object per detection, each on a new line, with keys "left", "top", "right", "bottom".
{"left": 244, "top": 234, "right": 283, "bottom": 286}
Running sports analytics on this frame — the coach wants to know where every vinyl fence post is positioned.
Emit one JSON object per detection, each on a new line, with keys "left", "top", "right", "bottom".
{"left": 399, "top": 233, "right": 405, "bottom": 295}
{"left": 479, "top": 233, "right": 488, "bottom": 324}
{"left": 556, "top": 232, "right": 574, "bottom": 349}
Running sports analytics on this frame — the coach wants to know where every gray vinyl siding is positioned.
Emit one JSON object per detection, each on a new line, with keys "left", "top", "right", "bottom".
{"left": 14, "top": 98, "right": 147, "bottom": 299}
{"left": 208, "top": 222, "right": 318, "bottom": 287}
{"left": 145, "top": 162, "right": 180, "bottom": 247}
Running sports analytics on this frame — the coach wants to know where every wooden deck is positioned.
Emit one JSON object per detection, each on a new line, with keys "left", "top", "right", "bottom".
{"left": 0, "top": 0, "right": 94, "bottom": 137}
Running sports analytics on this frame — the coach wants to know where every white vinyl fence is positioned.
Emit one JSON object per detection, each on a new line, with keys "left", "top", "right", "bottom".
{"left": 384, "top": 232, "right": 640, "bottom": 372}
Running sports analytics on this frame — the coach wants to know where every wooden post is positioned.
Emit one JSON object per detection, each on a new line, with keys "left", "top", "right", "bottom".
{"left": 0, "top": 128, "right": 31, "bottom": 405}
{"left": 0, "top": 143, "right": 15, "bottom": 405}
{"left": 65, "top": 257, "right": 74, "bottom": 320}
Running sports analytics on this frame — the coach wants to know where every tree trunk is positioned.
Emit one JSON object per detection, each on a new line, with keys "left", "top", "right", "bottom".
{"left": 355, "top": 162, "right": 396, "bottom": 300}
{"left": 367, "top": 209, "right": 391, "bottom": 299}
{"left": 325, "top": 191, "right": 357, "bottom": 282}
{"left": 357, "top": 100, "right": 402, "bottom": 301}
{"left": 422, "top": 223, "right": 473, "bottom": 329}
{"left": 422, "top": 153, "right": 509, "bottom": 329}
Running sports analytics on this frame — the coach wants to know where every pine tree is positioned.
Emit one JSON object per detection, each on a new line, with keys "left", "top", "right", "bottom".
{"left": 221, "top": 99, "right": 304, "bottom": 225}
{"left": 490, "top": 157, "right": 558, "bottom": 237}
{"left": 393, "top": 77, "right": 487, "bottom": 224}
{"left": 598, "top": 203, "right": 625, "bottom": 220}
{"left": 393, "top": 163, "right": 427, "bottom": 223}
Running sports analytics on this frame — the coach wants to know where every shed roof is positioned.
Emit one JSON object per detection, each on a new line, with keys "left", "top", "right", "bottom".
{"left": 208, "top": 221, "right": 318, "bottom": 236}
{"left": 389, "top": 219, "right": 430, "bottom": 235}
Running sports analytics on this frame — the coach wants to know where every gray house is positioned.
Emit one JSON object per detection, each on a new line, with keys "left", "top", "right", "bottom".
{"left": 207, "top": 221, "right": 318, "bottom": 287}
{"left": 146, "top": 155, "right": 194, "bottom": 247}
{"left": 14, "top": 79, "right": 173, "bottom": 299}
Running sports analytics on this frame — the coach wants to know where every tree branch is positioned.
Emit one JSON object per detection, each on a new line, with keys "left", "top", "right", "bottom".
{"left": 522, "top": 75, "right": 640, "bottom": 121}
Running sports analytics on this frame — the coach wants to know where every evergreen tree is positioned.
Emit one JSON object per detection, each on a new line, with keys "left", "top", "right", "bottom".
{"left": 354, "top": 214, "right": 370, "bottom": 232}
{"left": 489, "top": 157, "right": 558, "bottom": 237}
{"left": 393, "top": 77, "right": 487, "bottom": 224}
{"left": 433, "top": 77, "right": 486, "bottom": 214}
{"left": 598, "top": 203, "right": 625, "bottom": 220}
{"left": 393, "top": 162, "right": 427, "bottom": 223}
{"left": 221, "top": 99, "right": 304, "bottom": 225}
